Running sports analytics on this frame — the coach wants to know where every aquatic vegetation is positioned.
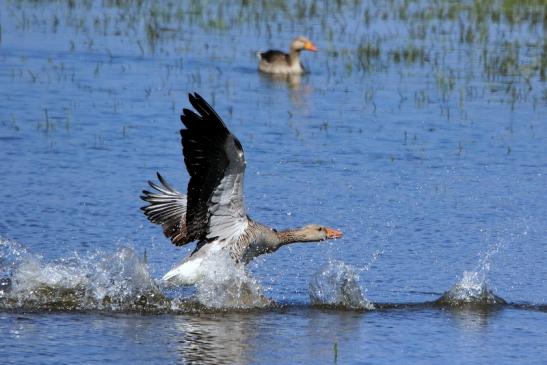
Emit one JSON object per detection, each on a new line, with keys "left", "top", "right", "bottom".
{"left": 356, "top": 40, "right": 381, "bottom": 71}
{"left": 1, "top": 0, "right": 542, "bottom": 130}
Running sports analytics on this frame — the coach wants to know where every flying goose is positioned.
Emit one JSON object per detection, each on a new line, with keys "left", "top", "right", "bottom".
{"left": 141, "top": 93, "right": 342, "bottom": 285}
{"left": 257, "top": 36, "right": 317, "bottom": 75}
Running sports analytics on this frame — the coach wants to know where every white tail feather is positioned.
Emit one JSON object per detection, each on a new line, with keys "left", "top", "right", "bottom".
{"left": 162, "top": 257, "right": 203, "bottom": 285}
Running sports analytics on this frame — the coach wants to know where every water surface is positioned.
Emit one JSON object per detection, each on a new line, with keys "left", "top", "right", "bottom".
{"left": 1, "top": 0, "right": 546, "bottom": 364}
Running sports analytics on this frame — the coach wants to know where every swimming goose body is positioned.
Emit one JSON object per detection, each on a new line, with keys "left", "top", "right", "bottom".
{"left": 257, "top": 36, "right": 317, "bottom": 75}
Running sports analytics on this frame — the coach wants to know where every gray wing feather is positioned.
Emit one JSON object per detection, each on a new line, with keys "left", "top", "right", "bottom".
{"left": 181, "top": 93, "right": 249, "bottom": 245}
{"left": 207, "top": 143, "right": 248, "bottom": 242}
{"left": 141, "top": 173, "right": 189, "bottom": 246}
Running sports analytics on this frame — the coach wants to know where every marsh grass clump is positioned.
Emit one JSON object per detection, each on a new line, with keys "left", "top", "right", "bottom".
{"left": 356, "top": 40, "right": 381, "bottom": 71}
{"left": 390, "top": 45, "right": 427, "bottom": 65}
{"left": 435, "top": 69, "right": 456, "bottom": 99}
{"left": 35, "top": 108, "right": 56, "bottom": 134}
{"left": 540, "top": 41, "right": 547, "bottom": 81}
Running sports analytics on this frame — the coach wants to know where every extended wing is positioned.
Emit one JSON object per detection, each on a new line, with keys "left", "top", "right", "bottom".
{"left": 181, "top": 93, "right": 249, "bottom": 244}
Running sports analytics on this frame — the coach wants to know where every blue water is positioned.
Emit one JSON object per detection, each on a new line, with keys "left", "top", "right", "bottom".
{"left": 1, "top": 1, "right": 546, "bottom": 364}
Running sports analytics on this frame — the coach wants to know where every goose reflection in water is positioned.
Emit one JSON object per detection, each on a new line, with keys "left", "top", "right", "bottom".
{"left": 258, "top": 72, "right": 315, "bottom": 111}
{"left": 174, "top": 313, "right": 254, "bottom": 365}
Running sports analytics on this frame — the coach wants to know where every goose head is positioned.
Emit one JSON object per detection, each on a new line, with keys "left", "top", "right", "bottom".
{"left": 296, "top": 224, "right": 343, "bottom": 242}
{"left": 291, "top": 36, "right": 318, "bottom": 53}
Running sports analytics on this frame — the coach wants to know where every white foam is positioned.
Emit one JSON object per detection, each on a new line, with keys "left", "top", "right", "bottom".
{"left": 0, "top": 238, "right": 271, "bottom": 311}
{"left": 437, "top": 237, "right": 507, "bottom": 306}
{"left": 447, "top": 271, "right": 488, "bottom": 302}
{"left": 309, "top": 260, "right": 374, "bottom": 310}
{"left": 438, "top": 270, "right": 505, "bottom": 305}
{"left": 0, "top": 238, "right": 166, "bottom": 311}
{"left": 193, "top": 250, "right": 270, "bottom": 309}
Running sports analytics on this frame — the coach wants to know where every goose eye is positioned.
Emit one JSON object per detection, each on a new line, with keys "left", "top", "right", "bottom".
{"left": 317, "top": 227, "right": 322, "bottom": 232}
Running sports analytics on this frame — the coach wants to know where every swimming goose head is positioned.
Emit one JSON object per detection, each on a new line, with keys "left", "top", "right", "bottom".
{"left": 291, "top": 36, "right": 318, "bottom": 53}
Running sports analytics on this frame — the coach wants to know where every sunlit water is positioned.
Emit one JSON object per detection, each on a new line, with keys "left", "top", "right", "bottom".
{"left": 1, "top": 0, "right": 546, "bottom": 364}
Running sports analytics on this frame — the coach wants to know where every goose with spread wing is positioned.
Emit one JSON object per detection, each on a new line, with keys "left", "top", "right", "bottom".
{"left": 141, "top": 93, "right": 342, "bottom": 285}
{"left": 257, "top": 36, "right": 317, "bottom": 75}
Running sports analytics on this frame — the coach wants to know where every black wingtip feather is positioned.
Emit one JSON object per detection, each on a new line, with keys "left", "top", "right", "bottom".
{"left": 188, "top": 92, "right": 204, "bottom": 109}
{"left": 189, "top": 93, "right": 211, "bottom": 118}
{"left": 183, "top": 92, "right": 229, "bottom": 133}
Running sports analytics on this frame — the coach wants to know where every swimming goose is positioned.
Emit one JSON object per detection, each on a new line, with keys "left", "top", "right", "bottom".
{"left": 257, "top": 36, "right": 317, "bottom": 75}
{"left": 141, "top": 93, "right": 342, "bottom": 285}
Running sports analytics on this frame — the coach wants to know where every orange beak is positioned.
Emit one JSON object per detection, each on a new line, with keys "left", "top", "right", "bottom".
{"left": 304, "top": 41, "right": 318, "bottom": 52}
{"left": 325, "top": 228, "right": 343, "bottom": 239}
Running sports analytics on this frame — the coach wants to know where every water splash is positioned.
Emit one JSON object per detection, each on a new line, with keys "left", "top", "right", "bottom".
{"left": 436, "top": 271, "right": 506, "bottom": 307}
{"left": 0, "top": 238, "right": 168, "bottom": 312}
{"left": 0, "top": 239, "right": 33, "bottom": 277}
{"left": 474, "top": 235, "right": 503, "bottom": 276}
{"left": 309, "top": 260, "right": 374, "bottom": 310}
{"left": 435, "top": 231, "right": 508, "bottom": 308}
{"left": 358, "top": 249, "right": 384, "bottom": 281}
{"left": 0, "top": 238, "right": 271, "bottom": 312}
{"left": 193, "top": 250, "right": 271, "bottom": 309}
